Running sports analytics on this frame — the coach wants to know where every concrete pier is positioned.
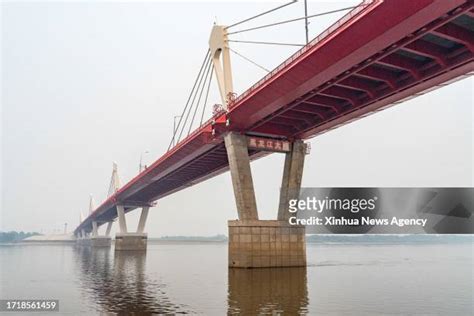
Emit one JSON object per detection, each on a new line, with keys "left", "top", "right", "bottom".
{"left": 88, "top": 220, "right": 112, "bottom": 247}
{"left": 228, "top": 220, "right": 306, "bottom": 268}
{"left": 91, "top": 236, "right": 112, "bottom": 247}
{"left": 225, "top": 132, "right": 307, "bottom": 268}
{"left": 76, "top": 238, "right": 91, "bottom": 247}
{"left": 115, "top": 233, "right": 147, "bottom": 251}
{"left": 224, "top": 132, "right": 259, "bottom": 221}
{"left": 114, "top": 205, "right": 149, "bottom": 251}
{"left": 76, "top": 229, "right": 91, "bottom": 246}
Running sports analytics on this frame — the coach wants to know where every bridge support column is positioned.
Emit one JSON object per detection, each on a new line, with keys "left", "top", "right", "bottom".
{"left": 90, "top": 221, "right": 112, "bottom": 248}
{"left": 76, "top": 229, "right": 91, "bottom": 247}
{"left": 225, "top": 133, "right": 307, "bottom": 268}
{"left": 75, "top": 232, "right": 82, "bottom": 246}
{"left": 224, "top": 132, "right": 258, "bottom": 221}
{"left": 115, "top": 205, "right": 148, "bottom": 251}
{"left": 105, "top": 221, "right": 113, "bottom": 236}
{"left": 278, "top": 140, "right": 306, "bottom": 221}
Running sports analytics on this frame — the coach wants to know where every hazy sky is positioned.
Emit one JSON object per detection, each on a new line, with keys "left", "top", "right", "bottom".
{"left": 1, "top": 1, "right": 473, "bottom": 236}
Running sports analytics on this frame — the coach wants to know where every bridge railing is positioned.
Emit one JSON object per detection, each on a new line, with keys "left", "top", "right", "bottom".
{"left": 229, "top": 0, "right": 376, "bottom": 110}
{"left": 174, "top": 109, "right": 226, "bottom": 148}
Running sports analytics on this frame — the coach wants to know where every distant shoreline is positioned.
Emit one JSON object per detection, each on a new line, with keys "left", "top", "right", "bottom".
{"left": 1, "top": 234, "right": 471, "bottom": 246}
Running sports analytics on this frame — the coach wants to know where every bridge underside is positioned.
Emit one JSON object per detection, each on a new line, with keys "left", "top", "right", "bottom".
{"left": 75, "top": 0, "right": 474, "bottom": 236}
{"left": 232, "top": 1, "right": 474, "bottom": 139}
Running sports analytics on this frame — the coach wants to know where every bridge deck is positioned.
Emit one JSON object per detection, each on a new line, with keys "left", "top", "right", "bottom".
{"left": 75, "top": 0, "right": 474, "bottom": 234}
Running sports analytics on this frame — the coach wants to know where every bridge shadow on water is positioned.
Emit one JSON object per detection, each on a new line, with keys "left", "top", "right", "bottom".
{"left": 73, "top": 247, "right": 190, "bottom": 314}
{"left": 227, "top": 267, "right": 309, "bottom": 315}
{"left": 73, "top": 246, "right": 309, "bottom": 314}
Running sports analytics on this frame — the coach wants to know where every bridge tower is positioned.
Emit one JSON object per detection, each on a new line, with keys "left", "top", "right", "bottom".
{"left": 88, "top": 194, "right": 95, "bottom": 215}
{"left": 108, "top": 162, "right": 120, "bottom": 197}
{"left": 89, "top": 163, "right": 122, "bottom": 248}
{"left": 209, "top": 24, "right": 234, "bottom": 108}
{"left": 76, "top": 211, "right": 91, "bottom": 246}
{"left": 208, "top": 23, "right": 308, "bottom": 268}
{"left": 209, "top": 25, "right": 307, "bottom": 268}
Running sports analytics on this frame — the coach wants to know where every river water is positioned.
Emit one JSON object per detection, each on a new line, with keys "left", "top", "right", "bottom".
{"left": 0, "top": 239, "right": 472, "bottom": 315}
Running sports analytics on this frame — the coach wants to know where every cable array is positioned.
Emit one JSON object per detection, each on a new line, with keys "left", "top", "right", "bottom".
{"left": 169, "top": 2, "right": 361, "bottom": 150}
{"left": 169, "top": 50, "right": 214, "bottom": 150}
{"left": 225, "top": 3, "right": 358, "bottom": 81}
{"left": 227, "top": 6, "right": 358, "bottom": 35}
{"left": 229, "top": 48, "right": 270, "bottom": 73}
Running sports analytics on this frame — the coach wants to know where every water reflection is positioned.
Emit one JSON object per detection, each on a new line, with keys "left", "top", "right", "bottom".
{"left": 74, "top": 247, "right": 189, "bottom": 314}
{"left": 228, "top": 267, "right": 309, "bottom": 315}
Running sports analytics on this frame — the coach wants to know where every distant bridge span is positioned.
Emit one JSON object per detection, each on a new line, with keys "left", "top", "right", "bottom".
{"left": 75, "top": 0, "right": 474, "bottom": 236}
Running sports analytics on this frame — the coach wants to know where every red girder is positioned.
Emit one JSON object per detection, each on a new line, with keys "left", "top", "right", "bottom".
{"left": 403, "top": 40, "right": 450, "bottom": 66}
{"left": 378, "top": 54, "right": 425, "bottom": 80}
{"left": 319, "top": 85, "right": 362, "bottom": 107}
{"left": 355, "top": 66, "right": 399, "bottom": 89}
{"left": 296, "top": 57, "right": 474, "bottom": 140}
{"left": 305, "top": 95, "right": 347, "bottom": 114}
{"left": 432, "top": 23, "right": 474, "bottom": 52}
{"left": 293, "top": 103, "right": 330, "bottom": 120}
{"left": 278, "top": 112, "right": 315, "bottom": 125}
{"left": 250, "top": 123, "right": 298, "bottom": 137}
{"left": 269, "top": 117, "right": 304, "bottom": 128}
{"left": 247, "top": 0, "right": 473, "bottom": 137}
{"left": 336, "top": 77, "right": 379, "bottom": 98}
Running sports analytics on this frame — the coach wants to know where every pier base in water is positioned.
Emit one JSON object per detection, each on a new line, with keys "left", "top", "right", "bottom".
{"left": 115, "top": 233, "right": 147, "bottom": 251}
{"left": 91, "top": 236, "right": 111, "bottom": 247}
{"left": 76, "top": 238, "right": 91, "bottom": 247}
{"left": 228, "top": 220, "right": 306, "bottom": 268}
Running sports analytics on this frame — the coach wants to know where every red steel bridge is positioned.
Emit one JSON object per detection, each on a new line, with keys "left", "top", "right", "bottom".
{"left": 75, "top": 0, "right": 474, "bottom": 235}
